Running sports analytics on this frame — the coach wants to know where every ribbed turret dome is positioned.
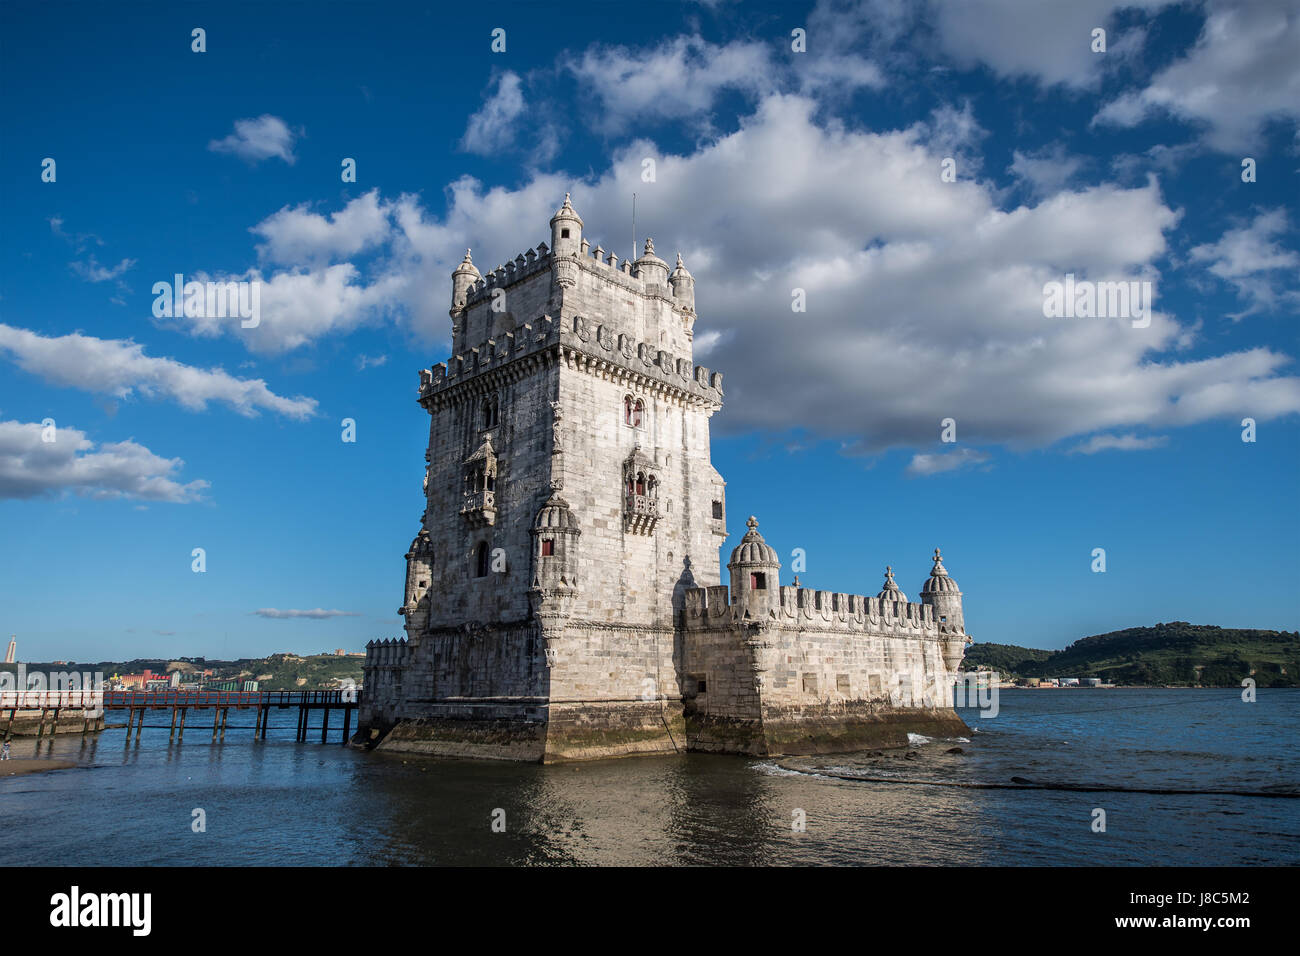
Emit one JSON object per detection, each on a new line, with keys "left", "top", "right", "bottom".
{"left": 920, "top": 548, "right": 961, "bottom": 595}
{"left": 877, "top": 566, "right": 908, "bottom": 603}
{"left": 533, "top": 493, "right": 580, "bottom": 532}
{"left": 452, "top": 249, "right": 481, "bottom": 279}
{"left": 728, "top": 516, "right": 779, "bottom": 567}
{"left": 550, "top": 192, "right": 583, "bottom": 228}
{"left": 634, "top": 237, "right": 669, "bottom": 272}
{"left": 669, "top": 251, "right": 693, "bottom": 282}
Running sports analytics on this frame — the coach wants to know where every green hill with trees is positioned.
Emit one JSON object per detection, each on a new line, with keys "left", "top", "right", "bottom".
{"left": 964, "top": 622, "right": 1299, "bottom": 686}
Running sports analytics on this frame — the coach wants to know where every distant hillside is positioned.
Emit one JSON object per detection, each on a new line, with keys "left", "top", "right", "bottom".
{"left": 1, "top": 653, "right": 366, "bottom": 691}
{"left": 964, "top": 623, "right": 1299, "bottom": 687}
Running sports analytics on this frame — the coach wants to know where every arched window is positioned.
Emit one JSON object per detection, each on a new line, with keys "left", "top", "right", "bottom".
{"left": 482, "top": 396, "right": 499, "bottom": 429}
{"left": 624, "top": 396, "right": 644, "bottom": 428}
{"left": 647, "top": 476, "right": 657, "bottom": 499}
{"left": 473, "top": 542, "right": 489, "bottom": 578}
{"left": 635, "top": 472, "right": 646, "bottom": 496}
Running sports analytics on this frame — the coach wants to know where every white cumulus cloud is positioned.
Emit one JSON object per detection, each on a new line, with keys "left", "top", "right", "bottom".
{"left": 0, "top": 324, "right": 317, "bottom": 418}
{"left": 0, "top": 419, "right": 207, "bottom": 502}
{"left": 461, "top": 71, "right": 528, "bottom": 154}
{"left": 1093, "top": 1, "right": 1300, "bottom": 150}
{"left": 208, "top": 115, "right": 298, "bottom": 164}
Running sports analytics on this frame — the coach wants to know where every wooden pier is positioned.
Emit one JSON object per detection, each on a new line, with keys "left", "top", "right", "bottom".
{"left": 2, "top": 689, "right": 360, "bottom": 744}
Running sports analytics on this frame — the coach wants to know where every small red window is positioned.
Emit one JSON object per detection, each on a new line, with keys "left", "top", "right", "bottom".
{"left": 751, "top": 572, "right": 766, "bottom": 590}
{"left": 541, "top": 539, "right": 554, "bottom": 556}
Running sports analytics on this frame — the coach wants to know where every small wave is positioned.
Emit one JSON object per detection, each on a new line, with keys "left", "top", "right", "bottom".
{"left": 753, "top": 761, "right": 811, "bottom": 777}
{"left": 908, "top": 733, "right": 970, "bottom": 746}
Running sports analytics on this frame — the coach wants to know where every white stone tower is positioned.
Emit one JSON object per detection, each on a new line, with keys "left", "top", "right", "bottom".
{"left": 371, "top": 194, "right": 729, "bottom": 760}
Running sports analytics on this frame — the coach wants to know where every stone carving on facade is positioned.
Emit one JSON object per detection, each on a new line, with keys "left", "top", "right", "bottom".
{"left": 460, "top": 433, "right": 498, "bottom": 527}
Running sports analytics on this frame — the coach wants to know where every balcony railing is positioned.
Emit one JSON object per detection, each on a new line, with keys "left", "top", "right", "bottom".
{"left": 460, "top": 489, "right": 497, "bottom": 526}
{"left": 625, "top": 493, "right": 659, "bottom": 516}
{"left": 623, "top": 493, "right": 660, "bottom": 534}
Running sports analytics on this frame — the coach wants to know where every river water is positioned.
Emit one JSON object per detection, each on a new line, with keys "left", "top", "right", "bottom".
{"left": 2, "top": 689, "right": 1296, "bottom": 865}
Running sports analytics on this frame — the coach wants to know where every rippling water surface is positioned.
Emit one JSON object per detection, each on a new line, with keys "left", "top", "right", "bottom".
{"left": 3, "top": 689, "right": 1296, "bottom": 865}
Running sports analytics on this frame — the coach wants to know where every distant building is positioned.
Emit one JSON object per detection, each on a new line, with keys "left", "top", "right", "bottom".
{"left": 4, "top": 636, "right": 14, "bottom": 664}
{"left": 1081, "top": 677, "right": 1102, "bottom": 687}
{"left": 118, "top": 668, "right": 159, "bottom": 690}
{"left": 1060, "top": 677, "right": 1080, "bottom": 687}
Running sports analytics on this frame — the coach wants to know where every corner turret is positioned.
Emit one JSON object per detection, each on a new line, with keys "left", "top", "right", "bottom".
{"left": 529, "top": 493, "right": 582, "bottom": 630}
{"left": 549, "top": 192, "right": 583, "bottom": 258}
{"left": 634, "top": 238, "right": 670, "bottom": 292}
{"left": 727, "top": 516, "right": 780, "bottom": 620}
{"left": 399, "top": 529, "right": 434, "bottom": 636}
{"left": 669, "top": 251, "right": 696, "bottom": 339}
{"left": 450, "top": 249, "right": 481, "bottom": 320}
{"left": 919, "top": 548, "right": 969, "bottom": 671}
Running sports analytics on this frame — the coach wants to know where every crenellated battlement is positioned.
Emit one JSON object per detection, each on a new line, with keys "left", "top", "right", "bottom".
{"left": 363, "top": 637, "right": 409, "bottom": 669}
{"left": 464, "top": 242, "right": 553, "bottom": 306}
{"left": 418, "top": 313, "right": 724, "bottom": 410}
{"left": 463, "top": 239, "right": 693, "bottom": 304}
{"left": 683, "top": 582, "right": 954, "bottom": 638}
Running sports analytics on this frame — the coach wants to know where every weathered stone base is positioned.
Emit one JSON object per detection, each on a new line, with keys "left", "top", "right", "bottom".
{"left": 687, "top": 704, "right": 969, "bottom": 757}
{"left": 376, "top": 714, "right": 547, "bottom": 761}
{"left": 371, "top": 700, "right": 687, "bottom": 763}
{"left": 543, "top": 701, "right": 685, "bottom": 762}
{"left": 368, "top": 700, "right": 965, "bottom": 762}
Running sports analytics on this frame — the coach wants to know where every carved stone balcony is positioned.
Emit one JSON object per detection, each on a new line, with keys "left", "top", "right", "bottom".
{"left": 461, "top": 489, "right": 497, "bottom": 527}
{"left": 623, "top": 493, "right": 660, "bottom": 535}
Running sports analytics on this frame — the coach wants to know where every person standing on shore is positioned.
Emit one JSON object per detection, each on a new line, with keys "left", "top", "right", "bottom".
{"left": 1, "top": 741, "right": 9, "bottom": 760}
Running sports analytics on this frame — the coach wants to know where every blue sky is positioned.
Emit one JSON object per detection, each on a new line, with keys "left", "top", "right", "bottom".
{"left": 1, "top": 0, "right": 1297, "bottom": 661}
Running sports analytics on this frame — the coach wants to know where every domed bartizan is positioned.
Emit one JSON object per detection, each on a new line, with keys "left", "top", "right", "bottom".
{"left": 919, "top": 548, "right": 968, "bottom": 671}
{"left": 727, "top": 516, "right": 780, "bottom": 620}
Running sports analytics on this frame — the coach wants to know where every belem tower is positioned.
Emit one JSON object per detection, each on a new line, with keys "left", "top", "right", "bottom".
{"left": 359, "top": 195, "right": 972, "bottom": 762}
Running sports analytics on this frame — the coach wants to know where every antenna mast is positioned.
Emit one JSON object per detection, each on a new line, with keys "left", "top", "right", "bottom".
{"left": 632, "top": 192, "right": 636, "bottom": 264}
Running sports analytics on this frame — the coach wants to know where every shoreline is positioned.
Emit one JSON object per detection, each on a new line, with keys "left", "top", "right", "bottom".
{"left": 1, "top": 759, "right": 78, "bottom": 776}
